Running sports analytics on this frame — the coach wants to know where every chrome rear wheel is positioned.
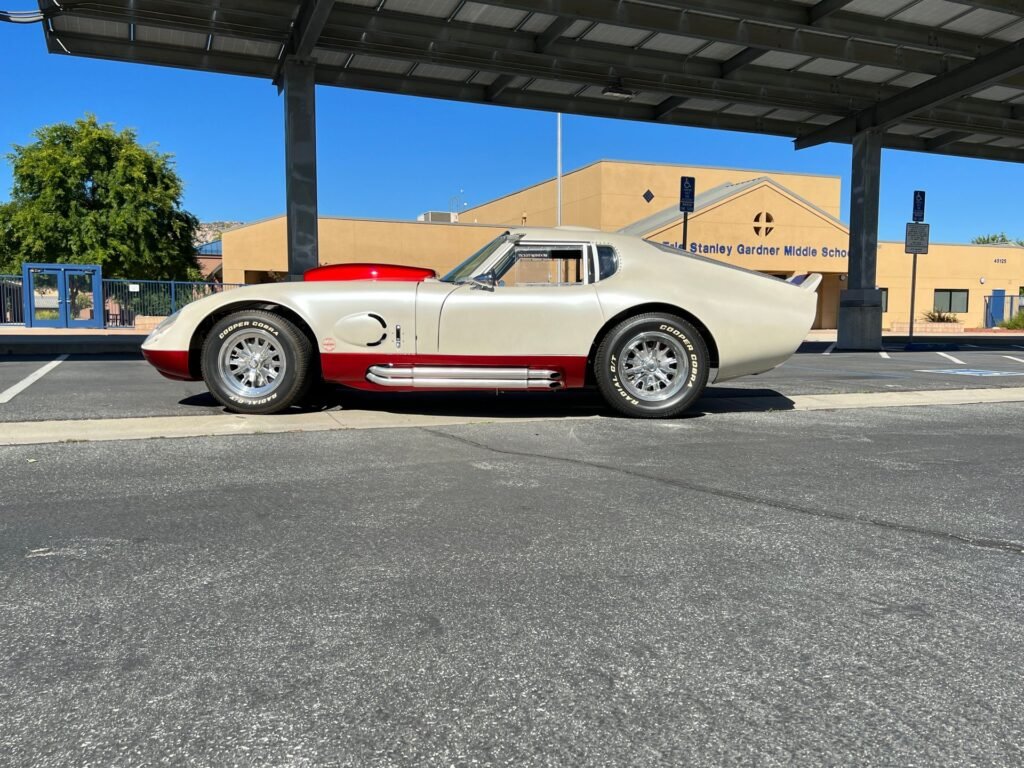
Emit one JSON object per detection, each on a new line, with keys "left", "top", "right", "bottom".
{"left": 618, "top": 331, "right": 689, "bottom": 403}
{"left": 595, "top": 313, "right": 710, "bottom": 418}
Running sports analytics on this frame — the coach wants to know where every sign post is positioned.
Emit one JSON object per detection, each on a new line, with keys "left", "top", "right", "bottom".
{"left": 912, "top": 190, "right": 926, "bottom": 223}
{"left": 679, "top": 176, "right": 695, "bottom": 251}
{"left": 904, "top": 193, "right": 930, "bottom": 346}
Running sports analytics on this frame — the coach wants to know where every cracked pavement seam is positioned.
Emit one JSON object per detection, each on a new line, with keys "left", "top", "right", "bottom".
{"left": 422, "top": 426, "right": 1024, "bottom": 558}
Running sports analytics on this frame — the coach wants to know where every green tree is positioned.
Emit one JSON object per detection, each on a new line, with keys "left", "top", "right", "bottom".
{"left": 972, "top": 232, "right": 1024, "bottom": 246}
{"left": 0, "top": 115, "right": 200, "bottom": 279}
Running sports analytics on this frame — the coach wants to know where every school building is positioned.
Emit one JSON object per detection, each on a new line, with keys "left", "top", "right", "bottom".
{"left": 220, "top": 160, "right": 1024, "bottom": 330}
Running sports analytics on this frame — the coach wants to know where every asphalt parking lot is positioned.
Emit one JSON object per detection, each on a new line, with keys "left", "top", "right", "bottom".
{"left": 2, "top": 341, "right": 1024, "bottom": 766}
{"left": 2, "top": 339, "right": 1024, "bottom": 423}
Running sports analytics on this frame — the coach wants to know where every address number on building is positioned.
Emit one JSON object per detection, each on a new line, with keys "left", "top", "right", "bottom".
{"left": 905, "top": 223, "right": 930, "bottom": 255}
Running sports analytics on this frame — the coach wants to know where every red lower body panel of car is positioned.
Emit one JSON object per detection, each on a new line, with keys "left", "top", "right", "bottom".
{"left": 142, "top": 349, "right": 197, "bottom": 381}
{"left": 321, "top": 353, "right": 588, "bottom": 391}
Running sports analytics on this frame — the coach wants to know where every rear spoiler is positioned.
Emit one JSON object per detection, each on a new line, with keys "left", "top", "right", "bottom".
{"left": 787, "top": 273, "right": 822, "bottom": 292}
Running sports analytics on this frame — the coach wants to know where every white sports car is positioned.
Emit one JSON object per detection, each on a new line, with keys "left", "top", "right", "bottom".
{"left": 143, "top": 227, "right": 820, "bottom": 418}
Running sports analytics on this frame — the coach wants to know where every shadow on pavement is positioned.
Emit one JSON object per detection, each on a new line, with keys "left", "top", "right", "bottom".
{"left": 178, "top": 384, "right": 796, "bottom": 420}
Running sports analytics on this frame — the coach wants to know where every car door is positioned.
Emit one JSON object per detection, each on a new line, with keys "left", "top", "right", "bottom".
{"left": 435, "top": 241, "right": 605, "bottom": 358}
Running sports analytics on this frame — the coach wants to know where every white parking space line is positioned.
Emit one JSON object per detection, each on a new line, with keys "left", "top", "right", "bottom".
{"left": 0, "top": 355, "right": 69, "bottom": 404}
{"left": 879, "top": 351, "right": 891, "bottom": 359}
{"left": 822, "top": 343, "right": 836, "bottom": 356}
{"left": 1004, "top": 356, "right": 1024, "bottom": 365}
{"left": 937, "top": 352, "right": 966, "bottom": 365}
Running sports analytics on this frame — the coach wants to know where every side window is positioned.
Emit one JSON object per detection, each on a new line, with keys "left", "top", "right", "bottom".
{"left": 596, "top": 245, "right": 619, "bottom": 281}
{"left": 493, "top": 244, "right": 586, "bottom": 287}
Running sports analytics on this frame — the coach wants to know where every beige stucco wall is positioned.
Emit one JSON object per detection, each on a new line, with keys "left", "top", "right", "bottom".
{"left": 877, "top": 243, "right": 1024, "bottom": 330}
{"left": 457, "top": 163, "right": 605, "bottom": 229}
{"left": 220, "top": 163, "right": 1023, "bottom": 331}
{"left": 631, "top": 179, "right": 1024, "bottom": 330}
{"left": 460, "top": 160, "right": 842, "bottom": 231}
{"left": 222, "top": 217, "right": 505, "bottom": 284}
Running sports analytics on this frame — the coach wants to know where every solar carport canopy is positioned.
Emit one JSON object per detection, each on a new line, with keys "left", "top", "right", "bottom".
{"left": 22, "top": 0, "right": 1024, "bottom": 163}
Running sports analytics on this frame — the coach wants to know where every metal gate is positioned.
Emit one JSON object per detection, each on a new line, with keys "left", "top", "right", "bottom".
{"left": 985, "top": 292, "right": 1024, "bottom": 328}
{"left": 21, "top": 263, "right": 104, "bottom": 329}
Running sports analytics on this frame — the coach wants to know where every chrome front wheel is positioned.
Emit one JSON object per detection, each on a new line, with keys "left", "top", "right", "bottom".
{"left": 201, "top": 310, "right": 313, "bottom": 415}
{"left": 217, "top": 328, "right": 288, "bottom": 399}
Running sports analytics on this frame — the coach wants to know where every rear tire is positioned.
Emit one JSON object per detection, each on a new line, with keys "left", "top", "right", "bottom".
{"left": 201, "top": 310, "right": 313, "bottom": 415}
{"left": 594, "top": 313, "right": 709, "bottom": 418}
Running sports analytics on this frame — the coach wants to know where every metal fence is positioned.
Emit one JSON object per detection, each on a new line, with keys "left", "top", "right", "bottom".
{"left": 984, "top": 294, "right": 1024, "bottom": 328}
{"left": 1, "top": 275, "right": 24, "bottom": 325}
{"left": 102, "top": 279, "right": 243, "bottom": 328}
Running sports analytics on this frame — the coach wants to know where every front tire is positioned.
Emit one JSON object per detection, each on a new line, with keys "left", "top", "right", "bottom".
{"left": 201, "top": 310, "right": 313, "bottom": 415}
{"left": 595, "top": 313, "right": 709, "bottom": 418}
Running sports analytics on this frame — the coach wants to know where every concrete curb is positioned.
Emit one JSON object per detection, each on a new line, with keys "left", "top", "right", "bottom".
{"left": 0, "top": 409, "right": 598, "bottom": 446}
{"left": 0, "top": 335, "right": 146, "bottom": 356}
{"left": 2, "top": 387, "right": 1024, "bottom": 446}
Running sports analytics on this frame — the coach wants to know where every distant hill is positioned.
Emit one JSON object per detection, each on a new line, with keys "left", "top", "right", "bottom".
{"left": 194, "top": 221, "right": 242, "bottom": 247}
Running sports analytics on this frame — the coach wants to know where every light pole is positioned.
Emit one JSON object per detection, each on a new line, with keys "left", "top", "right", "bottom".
{"left": 556, "top": 113, "right": 562, "bottom": 227}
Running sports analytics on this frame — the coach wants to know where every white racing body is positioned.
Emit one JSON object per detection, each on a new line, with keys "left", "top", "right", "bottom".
{"left": 143, "top": 227, "right": 819, "bottom": 404}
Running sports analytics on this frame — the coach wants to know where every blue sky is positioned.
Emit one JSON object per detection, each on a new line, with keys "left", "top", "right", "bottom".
{"left": 2, "top": 18, "right": 1022, "bottom": 243}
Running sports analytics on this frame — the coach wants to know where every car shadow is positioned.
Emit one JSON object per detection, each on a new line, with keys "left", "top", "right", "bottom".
{"left": 177, "top": 385, "right": 795, "bottom": 419}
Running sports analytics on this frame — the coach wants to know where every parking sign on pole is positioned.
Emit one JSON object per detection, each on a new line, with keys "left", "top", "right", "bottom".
{"left": 679, "top": 176, "right": 695, "bottom": 251}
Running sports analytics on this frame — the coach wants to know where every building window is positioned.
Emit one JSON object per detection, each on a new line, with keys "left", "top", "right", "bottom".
{"left": 934, "top": 289, "right": 969, "bottom": 313}
{"left": 493, "top": 244, "right": 586, "bottom": 287}
{"left": 879, "top": 287, "right": 888, "bottom": 313}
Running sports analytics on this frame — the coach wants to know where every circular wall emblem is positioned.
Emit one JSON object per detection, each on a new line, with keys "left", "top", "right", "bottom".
{"left": 753, "top": 211, "right": 774, "bottom": 236}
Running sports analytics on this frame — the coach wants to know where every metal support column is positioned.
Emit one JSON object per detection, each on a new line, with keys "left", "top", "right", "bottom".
{"left": 837, "top": 129, "right": 883, "bottom": 351}
{"left": 283, "top": 58, "right": 319, "bottom": 280}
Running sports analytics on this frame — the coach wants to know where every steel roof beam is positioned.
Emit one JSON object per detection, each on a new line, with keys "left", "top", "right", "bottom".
{"left": 535, "top": 16, "right": 572, "bottom": 52}
{"left": 44, "top": 28, "right": 277, "bottom": 78}
{"left": 312, "top": 65, "right": 1024, "bottom": 164}
{"left": 486, "top": 74, "right": 515, "bottom": 101}
{"left": 724, "top": 0, "right": 855, "bottom": 78}
{"left": 272, "top": 0, "right": 334, "bottom": 84}
{"left": 321, "top": 23, "right": 856, "bottom": 114}
{"left": 653, "top": 96, "right": 687, "bottom": 121}
{"left": 48, "top": 4, "right": 292, "bottom": 43}
{"left": 808, "top": 0, "right": 858, "bottom": 24}
{"left": 320, "top": 16, "right": 1024, "bottom": 138}
{"left": 293, "top": 0, "right": 335, "bottom": 59}
{"left": 797, "top": 37, "right": 1024, "bottom": 148}
{"left": 323, "top": 26, "right": 1024, "bottom": 140}
{"left": 720, "top": 48, "right": 762, "bottom": 79}
{"left": 484, "top": 0, "right": 994, "bottom": 64}
{"left": 925, "top": 131, "right": 972, "bottom": 151}
{"left": 328, "top": 7, "right": 1024, "bottom": 124}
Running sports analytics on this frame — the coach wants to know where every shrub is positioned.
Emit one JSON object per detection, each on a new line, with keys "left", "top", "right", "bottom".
{"left": 998, "top": 311, "right": 1024, "bottom": 330}
{"left": 923, "top": 309, "right": 959, "bottom": 323}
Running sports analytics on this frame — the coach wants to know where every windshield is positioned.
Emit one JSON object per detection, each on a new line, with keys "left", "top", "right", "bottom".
{"left": 441, "top": 234, "right": 511, "bottom": 283}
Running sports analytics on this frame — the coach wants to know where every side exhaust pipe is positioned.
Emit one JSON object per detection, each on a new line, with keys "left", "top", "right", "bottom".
{"left": 367, "top": 365, "right": 564, "bottom": 390}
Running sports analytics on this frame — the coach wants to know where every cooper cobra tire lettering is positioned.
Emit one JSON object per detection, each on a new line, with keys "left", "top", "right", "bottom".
{"left": 201, "top": 309, "right": 313, "bottom": 415}
{"left": 594, "top": 313, "right": 710, "bottom": 419}
{"left": 218, "top": 320, "right": 280, "bottom": 340}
